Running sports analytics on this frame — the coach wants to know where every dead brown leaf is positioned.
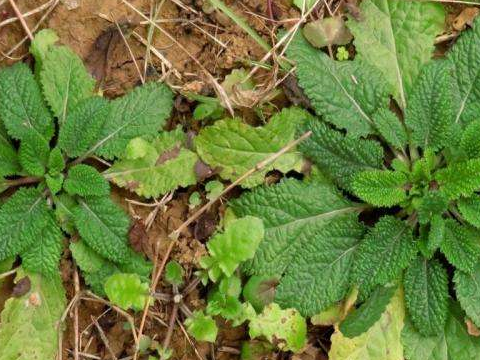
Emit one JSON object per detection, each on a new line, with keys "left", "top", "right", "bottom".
{"left": 129, "top": 219, "right": 148, "bottom": 253}
{"left": 12, "top": 276, "right": 31, "bottom": 297}
{"left": 453, "top": 8, "right": 480, "bottom": 31}
{"left": 156, "top": 145, "right": 181, "bottom": 165}
{"left": 303, "top": 16, "right": 353, "bottom": 48}
{"left": 466, "top": 318, "right": 480, "bottom": 337}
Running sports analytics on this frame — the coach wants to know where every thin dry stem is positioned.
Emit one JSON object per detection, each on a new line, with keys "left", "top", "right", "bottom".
{"left": 8, "top": 0, "right": 33, "bottom": 40}
{"left": 92, "top": 317, "right": 118, "bottom": 360}
{"left": 0, "top": 0, "right": 54, "bottom": 28}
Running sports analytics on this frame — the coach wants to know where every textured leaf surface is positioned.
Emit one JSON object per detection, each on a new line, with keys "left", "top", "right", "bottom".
{"left": 347, "top": 0, "right": 445, "bottom": 108}
{"left": 18, "top": 131, "right": 50, "bottom": 176}
{"left": 435, "top": 159, "right": 480, "bottom": 200}
{"left": 404, "top": 257, "right": 449, "bottom": 336}
{"left": 329, "top": 288, "right": 404, "bottom": 360}
{"left": 454, "top": 264, "right": 480, "bottom": 328}
{"left": 40, "top": 46, "right": 95, "bottom": 123}
{"left": 0, "top": 124, "right": 20, "bottom": 177}
{"left": 299, "top": 119, "right": 383, "bottom": 191}
{"left": 0, "top": 271, "right": 65, "bottom": 360}
{"left": 402, "top": 301, "right": 480, "bottom": 360}
{"left": 185, "top": 311, "right": 218, "bottom": 343}
{"left": 372, "top": 109, "right": 407, "bottom": 150}
{"left": 460, "top": 119, "right": 480, "bottom": 159}
{"left": 405, "top": 60, "right": 455, "bottom": 151}
{"left": 441, "top": 219, "right": 480, "bottom": 273}
{"left": 353, "top": 170, "right": 407, "bottom": 207}
{"left": 231, "top": 178, "right": 364, "bottom": 316}
{"left": 0, "top": 62, "right": 54, "bottom": 141}
{"left": 93, "top": 82, "right": 173, "bottom": 159}
{"left": 104, "top": 273, "right": 149, "bottom": 311}
{"left": 287, "top": 32, "right": 387, "bottom": 137}
{"left": 458, "top": 196, "right": 480, "bottom": 228}
{"left": 196, "top": 108, "right": 308, "bottom": 187}
{"left": 106, "top": 129, "right": 198, "bottom": 198}
{"left": 73, "top": 197, "right": 131, "bottom": 263}
{"left": 29, "top": 29, "right": 58, "bottom": 69}
{"left": 64, "top": 164, "right": 110, "bottom": 197}
{"left": 352, "top": 216, "right": 416, "bottom": 299}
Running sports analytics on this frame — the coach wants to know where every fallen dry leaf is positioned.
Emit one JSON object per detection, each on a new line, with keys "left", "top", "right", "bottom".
{"left": 303, "top": 16, "right": 353, "bottom": 48}
{"left": 453, "top": 8, "right": 480, "bottom": 31}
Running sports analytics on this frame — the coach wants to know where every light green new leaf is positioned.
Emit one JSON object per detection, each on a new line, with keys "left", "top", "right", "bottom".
{"left": 458, "top": 196, "right": 480, "bottom": 228}
{"left": 435, "top": 159, "right": 480, "bottom": 200}
{"left": 30, "top": 29, "right": 58, "bottom": 77}
{"left": 347, "top": 0, "right": 445, "bottom": 108}
{"left": 0, "top": 271, "right": 66, "bottom": 360}
{"left": 64, "top": 164, "right": 110, "bottom": 197}
{"left": 104, "top": 273, "right": 149, "bottom": 311}
{"left": 249, "top": 303, "right": 307, "bottom": 353}
{"left": 372, "top": 108, "right": 407, "bottom": 150}
{"left": 402, "top": 301, "right": 480, "bottom": 360}
{"left": 73, "top": 196, "right": 131, "bottom": 263}
{"left": 196, "top": 107, "right": 309, "bottom": 188}
{"left": 454, "top": 264, "right": 480, "bottom": 328}
{"left": 185, "top": 311, "right": 218, "bottom": 343}
{"left": 165, "top": 260, "right": 184, "bottom": 286}
{"left": 405, "top": 60, "right": 455, "bottom": 151}
{"left": 287, "top": 32, "right": 388, "bottom": 137}
{"left": 330, "top": 288, "right": 404, "bottom": 360}
{"left": 18, "top": 131, "right": 50, "bottom": 177}
{"left": 46, "top": 174, "right": 63, "bottom": 195}
{"left": 352, "top": 216, "right": 416, "bottom": 299}
{"left": 0, "top": 62, "right": 54, "bottom": 141}
{"left": 231, "top": 178, "right": 364, "bottom": 316}
{"left": 41, "top": 46, "right": 95, "bottom": 123}
{"left": 404, "top": 257, "right": 449, "bottom": 336}
{"left": 353, "top": 170, "right": 407, "bottom": 207}
{"left": 0, "top": 123, "right": 20, "bottom": 177}
{"left": 105, "top": 129, "right": 198, "bottom": 198}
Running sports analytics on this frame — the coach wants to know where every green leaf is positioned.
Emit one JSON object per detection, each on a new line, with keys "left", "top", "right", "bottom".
{"left": 53, "top": 193, "right": 76, "bottom": 235}
{"left": 0, "top": 188, "right": 50, "bottom": 261}
{"left": 0, "top": 271, "right": 66, "bottom": 360}
{"left": 46, "top": 173, "right": 64, "bottom": 195}
{"left": 0, "top": 62, "right": 54, "bottom": 141}
{"left": 455, "top": 264, "right": 480, "bottom": 329}
{"left": 40, "top": 46, "right": 95, "bottom": 124}
{"left": 195, "top": 107, "right": 309, "bottom": 188}
{"left": 64, "top": 164, "right": 110, "bottom": 197}
{"left": 460, "top": 119, "right": 480, "bottom": 159}
{"left": 205, "top": 180, "right": 224, "bottom": 201}
{"left": 165, "top": 260, "right": 184, "bottom": 286}
{"left": 20, "top": 212, "right": 63, "bottom": 278}
{"left": 441, "top": 219, "right": 480, "bottom": 273}
{"left": 73, "top": 196, "right": 131, "bottom": 263}
{"left": 330, "top": 288, "right": 404, "bottom": 360}
{"left": 47, "top": 147, "right": 65, "bottom": 175}
{"left": 29, "top": 29, "right": 58, "bottom": 75}
{"left": 299, "top": 119, "right": 383, "bottom": 191}
{"left": 417, "top": 192, "right": 448, "bottom": 225}
{"left": 243, "top": 275, "right": 278, "bottom": 312}
{"left": 352, "top": 216, "right": 416, "bottom": 299}
{"left": 435, "top": 159, "right": 480, "bottom": 200}
{"left": 104, "top": 273, "right": 149, "bottom": 311}
{"left": 404, "top": 257, "right": 449, "bottom": 336}
{"left": 58, "top": 96, "right": 110, "bottom": 158}
{"left": 231, "top": 178, "right": 364, "bottom": 316}
{"left": 347, "top": 0, "right": 445, "bottom": 108}
{"left": 448, "top": 17, "right": 480, "bottom": 126}
{"left": 402, "top": 301, "right": 480, "bottom": 360}
{"left": 18, "top": 131, "right": 50, "bottom": 176}
{"left": 424, "top": 215, "right": 445, "bottom": 258}
{"left": 287, "top": 32, "right": 388, "bottom": 137}
{"left": 201, "top": 216, "right": 264, "bottom": 279}
{"left": 249, "top": 303, "right": 307, "bottom": 353}
{"left": 0, "top": 123, "right": 20, "bottom": 177}
{"left": 353, "top": 170, "right": 407, "bottom": 207}
{"left": 93, "top": 82, "right": 173, "bottom": 159}
{"left": 185, "top": 311, "right": 218, "bottom": 343}
{"left": 372, "top": 108, "right": 407, "bottom": 150}
{"left": 405, "top": 60, "right": 455, "bottom": 151}
{"left": 339, "top": 284, "right": 396, "bottom": 338}
{"left": 458, "top": 196, "right": 480, "bottom": 228}
{"left": 105, "top": 130, "right": 198, "bottom": 198}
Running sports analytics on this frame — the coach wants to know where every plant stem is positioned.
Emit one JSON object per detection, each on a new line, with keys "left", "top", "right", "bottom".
{"left": 5, "top": 176, "right": 42, "bottom": 187}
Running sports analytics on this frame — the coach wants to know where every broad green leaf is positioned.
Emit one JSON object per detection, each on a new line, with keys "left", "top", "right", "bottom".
{"left": 249, "top": 303, "right": 307, "bottom": 353}
{"left": 404, "top": 257, "right": 449, "bottom": 336}
{"left": 41, "top": 46, "right": 95, "bottom": 123}
{"left": 287, "top": 32, "right": 388, "bottom": 137}
{"left": 353, "top": 170, "right": 407, "bottom": 207}
{"left": 347, "top": 0, "right": 445, "bottom": 108}
{"left": 352, "top": 216, "right": 416, "bottom": 299}
{"left": 402, "top": 301, "right": 480, "bottom": 360}
{"left": 0, "top": 271, "right": 66, "bottom": 360}
{"left": 47, "top": 147, "right": 65, "bottom": 175}
{"left": 29, "top": 29, "right": 59, "bottom": 75}
{"left": 104, "top": 273, "right": 149, "bottom": 311}
{"left": 424, "top": 215, "right": 445, "bottom": 258}
{"left": 64, "top": 164, "right": 110, "bottom": 197}
{"left": 435, "top": 159, "right": 480, "bottom": 200}
{"left": 455, "top": 264, "right": 480, "bottom": 328}
{"left": 460, "top": 119, "right": 480, "bottom": 159}
{"left": 417, "top": 192, "right": 448, "bottom": 225}
{"left": 329, "top": 288, "right": 404, "bottom": 360}
{"left": 458, "top": 196, "right": 480, "bottom": 228}
{"left": 372, "top": 108, "right": 407, "bottom": 150}
{"left": 231, "top": 178, "right": 364, "bottom": 316}
{"left": 0, "top": 123, "right": 20, "bottom": 177}
{"left": 196, "top": 107, "right": 309, "bottom": 187}
{"left": 53, "top": 193, "right": 77, "bottom": 235}
{"left": 105, "top": 129, "right": 198, "bottom": 198}
{"left": 18, "top": 131, "right": 50, "bottom": 176}
{"left": 299, "top": 119, "right": 384, "bottom": 191}
{"left": 185, "top": 311, "right": 218, "bottom": 343}
{"left": 0, "top": 62, "right": 54, "bottom": 141}
{"left": 405, "top": 60, "right": 455, "bottom": 151}
{"left": 73, "top": 196, "right": 131, "bottom": 263}
{"left": 46, "top": 173, "right": 64, "bottom": 194}
{"left": 165, "top": 260, "right": 184, "bottom": 286}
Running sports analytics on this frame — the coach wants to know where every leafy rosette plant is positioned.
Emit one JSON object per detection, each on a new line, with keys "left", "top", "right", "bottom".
{"left": 231, "top": 2, "right": 480, "bottom": 357}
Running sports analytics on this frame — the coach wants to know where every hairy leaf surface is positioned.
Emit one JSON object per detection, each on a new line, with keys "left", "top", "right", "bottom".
{"left": 454, "top": 264, "right": 480, "bottom": 328}
{"left": 458, "top": 196, "right": 480, "bottom": 228}
{"left": 64, "top": 164, "right": 110, "bottom": 197}
{"left": 441, "top": 219, "right": 480, "bottom": 273}
{"left": 353, "top": 170, "right": 407, "bottom": 207}
{"left": 435, "top": 159, "right": 480, "bottom": 200}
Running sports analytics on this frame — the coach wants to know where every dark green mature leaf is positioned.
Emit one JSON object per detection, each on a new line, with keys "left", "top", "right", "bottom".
{"left": 435, "top": 159, "right": 480, "bottom": 200}
{"left": 352, "top": 216, "right": 416, "bottom": 299}
{"left": 231, "top": 178, "right": 365, "bottom": 316}
{"left": 458, "top": 196, "right": 480, "bottom": 228}
{"left": 339, "top": 284, "right": 396, "bottom": 338}
{"left": 73, "top": 197, "right": 131, "bottom": 263}
{"left": 0, "top": 123, "right": 20, "bottom": 177}
{"left": 47, "top": 147, "right": 65, "bottom": 175}
{"left": 455, "top": 264, "right": 480, "bottom": 328}
{"left": 441, "top": 219, "right": 480, "bottom": 273}
{"left": 405, "top": 60, "right": 455, "bottom": 151}
{"left": 423, "top": 215, "right": 445, "bottom": 259}
{"left": 299, "top": 120, "right": 383, "bottom": 191}
{"left": 417, "top": 192, "right": 448, "bottom": 225}
{"left": 64, "top": 164, "right": 109, "bottom": 197}
{"left": 404, "top": 257, "right": 449, "bottom": 336}
{"left": 0, "top": 63, "right": 54, "bottom": 141}
{"left": 352, "top": 170, "right": 407, "bottom": 207}
{"left": 372, "top": 108, "right": 407, "bottom": 150}
{"left": 0, "top": 188, "right": 50, "bottom": 261}
{"left": 18, "top": 131, "right": 50, "bottom": 177}
{"left": 460, "top": 119, "right": 480, "bottom": 159}
{"left": 287, "top": 32, "right": 388, "bottom": 137}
